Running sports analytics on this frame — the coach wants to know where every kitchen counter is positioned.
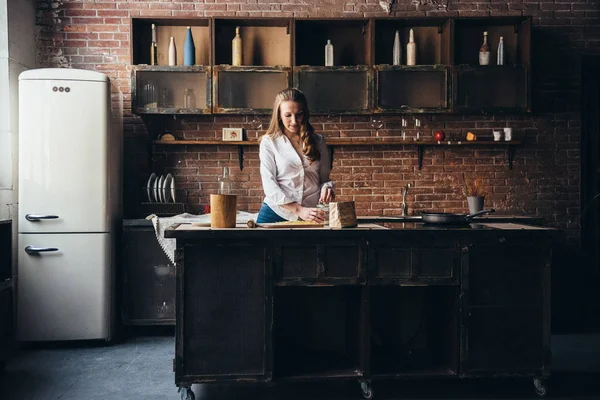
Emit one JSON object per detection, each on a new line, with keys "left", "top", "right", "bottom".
{"left": 125, "top": 214, "right": 546, "bottom": 228}
{"left": 170, "top": 217, "right": 557, "bottom": 396}
{"left": 165, "top": 221, "right": 556, "bottom": 239}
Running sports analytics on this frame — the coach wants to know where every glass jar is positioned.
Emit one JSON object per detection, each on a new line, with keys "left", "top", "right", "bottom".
{"left": 316, "top": 203, "right": 329, "bottom": 225}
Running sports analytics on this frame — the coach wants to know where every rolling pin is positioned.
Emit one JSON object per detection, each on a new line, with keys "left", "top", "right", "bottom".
{"left": 247, "top": 219, "right": 258, "bottom": 228}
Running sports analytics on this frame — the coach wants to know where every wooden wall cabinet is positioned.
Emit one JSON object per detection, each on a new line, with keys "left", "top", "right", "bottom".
{"left": 130, "top": 16, "right": 531, "bottom": 116}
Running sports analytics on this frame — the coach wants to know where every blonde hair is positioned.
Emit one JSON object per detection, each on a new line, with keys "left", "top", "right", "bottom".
{"left": 263, "top": 88, "right": 320, "bottom": 162}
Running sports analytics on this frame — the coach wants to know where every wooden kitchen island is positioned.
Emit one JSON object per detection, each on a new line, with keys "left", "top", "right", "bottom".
{"left": 165, "top": 222, "right": 558, "bottom": 400}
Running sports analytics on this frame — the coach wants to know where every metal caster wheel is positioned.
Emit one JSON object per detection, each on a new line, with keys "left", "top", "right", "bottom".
{"left": 359, "top": 380, "right": 374, "bottom": 400}
{"left": 533, "top": 378, "right": 547, "bottom": 397}
{"left": 178, "top": 386, "right": 195, "bottom": 400}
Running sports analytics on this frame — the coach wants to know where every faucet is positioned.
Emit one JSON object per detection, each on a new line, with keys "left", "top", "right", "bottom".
{"left": 401, "top": 183, "right": 411, "bottom": 216}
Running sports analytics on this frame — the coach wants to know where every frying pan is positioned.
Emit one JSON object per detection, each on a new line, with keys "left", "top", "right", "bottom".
{"left": 421, "top": 209, "right": 495, "bottom": 225}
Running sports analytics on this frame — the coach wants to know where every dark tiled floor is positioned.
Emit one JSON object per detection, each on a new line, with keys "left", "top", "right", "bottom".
{"left": 1, "top": 334, "right": 599, "bottom": 400}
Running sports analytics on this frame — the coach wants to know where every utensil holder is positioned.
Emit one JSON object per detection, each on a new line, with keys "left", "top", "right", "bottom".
{"left": 210, "top": 194, "right": 237, "bottom": 228}
{"left": 467, "top": 196, "right": 485, "bottom": 214}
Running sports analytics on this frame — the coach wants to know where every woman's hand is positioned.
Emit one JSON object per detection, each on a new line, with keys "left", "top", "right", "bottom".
{"left": 298, "top": 206, "right": 326, "bottom": 223}
{"left": 319, "top": 186, "right": 335, "bottom": 204}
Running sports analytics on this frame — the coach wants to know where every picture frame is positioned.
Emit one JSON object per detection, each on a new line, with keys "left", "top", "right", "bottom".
{"left": 222, "top": 128, "right": 243, "bottom": 141}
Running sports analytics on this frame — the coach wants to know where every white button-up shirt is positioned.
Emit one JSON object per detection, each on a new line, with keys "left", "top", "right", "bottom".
{"left": 259, "top": 132, "right": 334, "bottom": 221}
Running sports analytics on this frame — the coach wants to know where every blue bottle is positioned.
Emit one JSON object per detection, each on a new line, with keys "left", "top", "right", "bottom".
{"left": 183, "top": 26, "right": 195, "bottom": 66}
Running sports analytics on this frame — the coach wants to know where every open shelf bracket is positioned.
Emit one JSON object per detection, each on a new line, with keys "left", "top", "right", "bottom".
{"left": 508, "top": 145, "right": 516, "bottom": 170}
{"left": 238, "top": 145, "right": 245, "bottom": 171}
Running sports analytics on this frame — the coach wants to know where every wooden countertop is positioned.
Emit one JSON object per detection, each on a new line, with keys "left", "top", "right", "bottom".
{"left": 165, "top": 221, "right": 559, "bottom": 240}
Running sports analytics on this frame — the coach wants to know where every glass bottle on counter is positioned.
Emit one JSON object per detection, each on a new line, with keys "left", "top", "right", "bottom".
{"left": 150, "top": 23, "right": 158, "bottom": 65}
{"left": 219, "top": 166, "right": 232, "bottom": 195}
{"left": 479, "top": 31, "right": 490, "bottom": 66}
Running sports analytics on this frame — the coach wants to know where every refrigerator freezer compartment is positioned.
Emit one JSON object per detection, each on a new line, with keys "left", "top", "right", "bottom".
{"left": 17, "top": 233, "right": 112, "bottom": 341}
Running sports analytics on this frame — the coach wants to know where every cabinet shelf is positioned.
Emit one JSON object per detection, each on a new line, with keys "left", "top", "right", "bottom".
{"left": 131, "top": 17, "right": 211, "bottom": 66}
{"left": 152, "top": 139, "right": 520, "bottom": 170}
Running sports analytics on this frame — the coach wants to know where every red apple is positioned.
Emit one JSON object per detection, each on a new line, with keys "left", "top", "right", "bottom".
{"left": 434, "top": 130, "right": 445, "bottom": 141}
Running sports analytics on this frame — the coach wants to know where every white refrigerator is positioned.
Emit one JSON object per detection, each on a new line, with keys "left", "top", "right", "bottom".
{"left": 17, "top": 68, "right": 122, "bottom": 341}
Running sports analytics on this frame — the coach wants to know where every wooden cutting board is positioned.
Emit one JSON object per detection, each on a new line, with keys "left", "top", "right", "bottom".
{"left": 259, "top": 222, "right": 325, "bottom": 229}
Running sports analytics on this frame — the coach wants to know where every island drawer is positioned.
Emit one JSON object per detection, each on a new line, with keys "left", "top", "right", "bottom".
{"left": 368, "top": 237, "right": 459, "bottom": 285}
{"left": 273, "top": 239, "right": 366, "bottom": 285}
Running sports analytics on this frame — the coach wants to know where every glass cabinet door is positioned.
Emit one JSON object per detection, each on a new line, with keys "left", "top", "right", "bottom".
{"left": 213, "top": 67, "right": 291, "bottom": 114}
{"left": 294, "top": 67, "right": 372, "bottom": 114}
{"left": 454, "top": 66, "right": 529, "bottom": 113}
{"left": 133, "top": 67, "right": 211, "bottom": 114}
{"left": 376, "top": 66, "right": 450, "bottom": 113}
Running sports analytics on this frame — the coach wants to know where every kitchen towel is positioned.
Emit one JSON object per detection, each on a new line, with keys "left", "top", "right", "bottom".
{"left": 147, "top": 211, "right": 258, "bottom": 264}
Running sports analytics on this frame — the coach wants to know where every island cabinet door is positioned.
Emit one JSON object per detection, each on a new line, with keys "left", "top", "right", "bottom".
{"left": 273, "top": 238, "right": 366, "bottom": 285}
{"left": 460, "top": 236, "right": 551, "bottom": 377}
{"left": 175, "top": 240, "right": 273, "bottom": 383}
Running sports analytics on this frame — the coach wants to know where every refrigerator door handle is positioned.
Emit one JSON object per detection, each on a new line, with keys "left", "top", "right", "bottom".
{"left": 25, "top": 246, "right": 59, "bottom": 255}
{"left": 25, "top": 214, "right": 59, "bottom": 222}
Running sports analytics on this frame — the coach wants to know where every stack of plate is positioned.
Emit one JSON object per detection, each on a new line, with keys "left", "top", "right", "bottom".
{"left": 146, "top": 173, "right": 177, "bottom": 203}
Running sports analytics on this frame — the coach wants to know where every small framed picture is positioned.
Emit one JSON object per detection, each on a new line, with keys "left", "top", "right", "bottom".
{"left": 222, "top": 128, "right": 243, "bottom": 141}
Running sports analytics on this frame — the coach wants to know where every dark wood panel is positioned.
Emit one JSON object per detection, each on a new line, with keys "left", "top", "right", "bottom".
{"left": 0, "top": 220, "right": 11, "bottom": 282}
{"left": 369, "top": 236, "right": 457, "bottom": 283}
{"left": 182, "top": 241, "right": 268, "bottom": 377}
{"left": 464, "top": 242, "right": 548, "bottom": 307}
{"left": 370, "top": 286, "right": 458, "bottom": 375}
{"left": 414, "top": 248, "right": 456, "bottom": 279}
{"left": 462, "top": 307, "right": 543, "bottom": 374}
{"left": 0, "top": 287, "right": 14, "bottom": 365}
{"left": 275, "top": 239, "right": 362, "bottom": 282}
{"left": 279, "top": 245, "right": 318, "bottom": 279}
{"left": 325, "top": 244, "right": 361, "bottom": 278}
{"left": 371, "top": 246, "right": 412, "bottom": 278}
{"left": 274, "top": 286, "right": 362, "bottom": 379}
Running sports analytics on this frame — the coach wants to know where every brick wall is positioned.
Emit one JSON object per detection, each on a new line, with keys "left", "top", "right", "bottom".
{"left": 35, "top": 0, "right": 600, "bottom": 244}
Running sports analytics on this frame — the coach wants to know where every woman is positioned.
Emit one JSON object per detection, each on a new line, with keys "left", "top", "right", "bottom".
{"left": 257, "top": 88, "right": 335, "bottom": 223}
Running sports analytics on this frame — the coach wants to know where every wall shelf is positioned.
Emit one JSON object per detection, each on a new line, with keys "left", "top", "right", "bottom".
{"left": 152, "top": 139, "right": 520, "bottom": 170}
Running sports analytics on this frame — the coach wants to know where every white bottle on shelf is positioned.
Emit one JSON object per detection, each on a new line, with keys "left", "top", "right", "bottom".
{"left": 497, "top": 36, "right": 505, "bottom": 65}
{"left": 406, "top": 29, "right": 416, "bottom": 66}
{"left": 232, "top": 26, "right": 242, "bottom": 66}
{"left": 393, "top": 30, "right": 401, "bottom": 66}
{"left": 325, "top": 39, "right": 334, "bottom": 66}
{"left": 168, "top": 36, "right": 177, "bottom": 66}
